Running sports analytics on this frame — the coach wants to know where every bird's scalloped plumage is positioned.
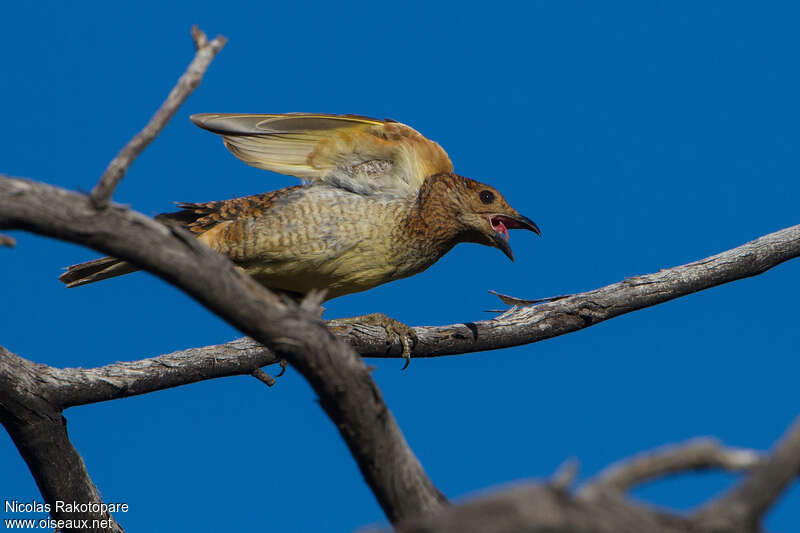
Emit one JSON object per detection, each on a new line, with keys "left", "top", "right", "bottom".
{"left": 189, "top": 113, "right": 453, "bottom": 198}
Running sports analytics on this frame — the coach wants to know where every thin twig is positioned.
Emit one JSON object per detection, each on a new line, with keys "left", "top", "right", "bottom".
{"left": 89, "top": 27, "right": 226, "bottom": 209}
{"left": 0, "top": 232, "right": 15, "bottom": 247}
{"left": 488, "top": 289, "right": 571, "bottom": 306}
{"left": 580, "top": 438, "right": 761, "bottom": 498}
{"left": 551, "top": 458, "right": 579, "bottom": 491}
{"left": 251, "top": 368, "right": 276, "bottom": 387}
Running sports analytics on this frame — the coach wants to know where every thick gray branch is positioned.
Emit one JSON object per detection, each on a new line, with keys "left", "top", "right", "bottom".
{"left": 0, "top": 346, "right": 124, "bottom": 533}
{"left": 46, "top": 338, "right": 279, "bottom": 409}
{"left": 342, "top": 223, "right": 800, "bottom": 359}
{"left": 0, "top": 176, "right": 445, "bottom": 524}
{"left": 250, "top": 219, "right": 800, "bottom": 358}
{"left": 89, "top": 27, "right": 226, "bottom": 208}
{"left": 260, "top": 222, "right": 800, "bottom": 359}
{"left": 9, "top": 224, "right": 800, "bottom": 411}
{"left": 387, "top": 483, "right": 697, "bottom": 533}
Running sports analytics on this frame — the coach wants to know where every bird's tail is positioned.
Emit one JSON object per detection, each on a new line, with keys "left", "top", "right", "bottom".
{"left": 59, "top": 257, "right": 139, "bottom": 288}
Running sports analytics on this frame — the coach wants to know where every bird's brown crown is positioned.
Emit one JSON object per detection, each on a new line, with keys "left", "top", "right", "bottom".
{"left": 417, "top": 173, "right": 517, "bottom": 227}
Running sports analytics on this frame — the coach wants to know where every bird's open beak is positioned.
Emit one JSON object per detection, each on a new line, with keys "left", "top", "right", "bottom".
{"left": 488, "top": 213, "right": 541, "bottom": 262}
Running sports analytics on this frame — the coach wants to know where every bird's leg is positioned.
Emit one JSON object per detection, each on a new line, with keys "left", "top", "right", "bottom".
{"left": 328, "top": 313, "right": 418, "bottom": 369}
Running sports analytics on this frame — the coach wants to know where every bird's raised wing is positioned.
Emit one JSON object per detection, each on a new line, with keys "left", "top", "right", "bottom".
{"left": 190, "top": 113, "right": 453, "bottom": 198}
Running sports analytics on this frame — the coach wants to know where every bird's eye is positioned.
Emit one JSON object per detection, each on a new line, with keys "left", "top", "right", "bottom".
{"left": 479, "top": 190, "right": 495, "bottom": 204}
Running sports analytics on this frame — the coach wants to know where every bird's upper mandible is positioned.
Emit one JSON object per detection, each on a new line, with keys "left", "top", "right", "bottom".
{"left": 190, "top": 113, "right": 454, "bottom": 199}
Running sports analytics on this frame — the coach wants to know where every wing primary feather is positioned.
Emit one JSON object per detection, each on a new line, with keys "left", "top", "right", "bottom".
{"left": 191, "top": 112, "right": 453, "bottom": 198}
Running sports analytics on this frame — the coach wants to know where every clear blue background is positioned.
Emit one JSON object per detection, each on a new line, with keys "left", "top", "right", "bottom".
{"left": 2, "top": 2, "right": 798, "bottom": 531}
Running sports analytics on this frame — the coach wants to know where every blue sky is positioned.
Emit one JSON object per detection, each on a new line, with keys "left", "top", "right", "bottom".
{"left": 2, "top": 1, "right": 798, "bottom": 531}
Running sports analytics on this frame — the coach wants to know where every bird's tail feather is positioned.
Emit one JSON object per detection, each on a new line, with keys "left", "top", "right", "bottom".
{"left": 59, "top": 257, "right": 139, "bottom": 288}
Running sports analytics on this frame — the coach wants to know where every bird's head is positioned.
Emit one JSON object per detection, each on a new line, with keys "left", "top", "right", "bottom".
{"left": 420, "top": 174, "right": 541, "bottom": 261}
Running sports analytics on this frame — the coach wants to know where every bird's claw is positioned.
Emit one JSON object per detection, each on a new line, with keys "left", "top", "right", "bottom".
{"left": 397, "top": 326, "right": 418, "bottom": 370}
{"left": 328, "top": 312, "right": 418, "bottom": 369}
{"left": 367, "top": 313, "right": 419, "bottom": 370}
{"left": 276, "top": 359, "right": 288, "bottom": 377}
{"left": 358, "top": 312, "right": 418, "bottom": 370}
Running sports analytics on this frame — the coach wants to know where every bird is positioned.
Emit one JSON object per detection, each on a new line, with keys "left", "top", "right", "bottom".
{"left": 60, "top": 112, "right": 541, "bottom": 366}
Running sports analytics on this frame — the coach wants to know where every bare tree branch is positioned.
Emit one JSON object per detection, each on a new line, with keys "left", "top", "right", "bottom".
{"left": 0, "top": 346, "right": 124, "bottom": 533}
{"left": 0, "top": 175, "right": 446, "bottom": 524}
{"left": 38, "top": 338, "right": 279, "bottom": 409}
{"left": 3, "top": 24, "right": 798, "bottom": 531}
{"left": 336, "top": 224, "right": 800, "bottom": 361}
{"left": 2, "top": 142, "right": 798, "bottom": 533}
{"left": 384, "top": 427, "right": 799, "bottom": 533}
{"left": 550, "top": 458, "right": 580, "bottom": 491}
{"left": 105, "top": 222, "right": 797, "bottom": 375}
{"left": 0, "top": 223, "right": 793, "bottom": 413}
{"left": 581, "top": 438, "right": 761, "bottom": 498}
{"left": 250, "top": 368, "right": 277, "bottom": 387}
{"left": 387, "top": 483, "right": 697, "bottom": 533}
{"left": 0, "top": 232, "right": 15, "bottom": 246}
{"left": 89, "top": 27, "right": 226, "bottom": 209}
{"left": 693, "top": 415, "right": 800, "bottom": 530}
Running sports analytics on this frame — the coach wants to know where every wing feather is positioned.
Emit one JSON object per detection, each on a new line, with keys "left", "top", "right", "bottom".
{"left": 190, "top": 113, "right": 453, "bottom": 198}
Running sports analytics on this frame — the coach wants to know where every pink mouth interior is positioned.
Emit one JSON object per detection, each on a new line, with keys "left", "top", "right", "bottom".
{"left": 490, "top": 216, "right": 510, "bottom": 241}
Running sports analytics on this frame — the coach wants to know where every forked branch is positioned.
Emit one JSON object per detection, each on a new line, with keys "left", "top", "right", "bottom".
{"left": 89, "top": 27, "right": 226, "bottom": 209}
{"left": 0, "top": 346, "right": 124, "bottom": 533}
{"left": 0, "top": 176, "right": 446, "bottom": 525}
{"left": 384, "top": 420, "right": 800, "bottom": 533}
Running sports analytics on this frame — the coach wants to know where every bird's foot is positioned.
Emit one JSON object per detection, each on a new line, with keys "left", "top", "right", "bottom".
{"left": 328, "top": 313, "right": 418, "bottom": 370}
